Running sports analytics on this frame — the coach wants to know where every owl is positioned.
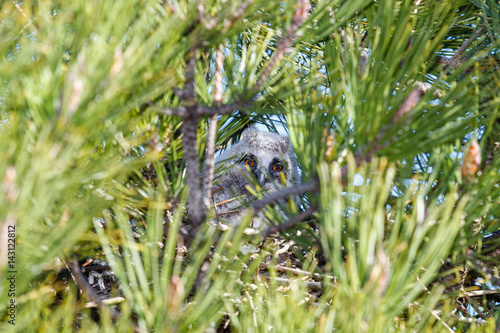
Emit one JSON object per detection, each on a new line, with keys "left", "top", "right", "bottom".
{"left": 212, "top": 128, "right": 300, "bottom": 228}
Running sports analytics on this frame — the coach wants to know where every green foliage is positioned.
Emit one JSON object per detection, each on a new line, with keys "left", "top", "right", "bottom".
{"left": 1, "top": 0, "right": 500, "bottom": 332}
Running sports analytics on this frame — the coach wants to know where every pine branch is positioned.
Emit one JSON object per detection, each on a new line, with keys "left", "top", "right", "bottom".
{"left": 156, "top": 101, "right": 243, "bottom": 117}
{"left": 265, "top": 275, "right": 324, "bottom": 290}
{"left": 180, "top": 53, "right": 205, "bottom": 227}
{"left": 252, "top": 179, "right": 318, "bottom": 213}
{"left": 202, "top": 47, "right": 223, "bottom": 211}
{"left": 266, "top": 264, "right": 336, "bottom": 281}
{"left": 444, "top": 25, "right": 486, "bottom": 72}
{"left": 261, "top": 206, "right": 317, "bottom": 238}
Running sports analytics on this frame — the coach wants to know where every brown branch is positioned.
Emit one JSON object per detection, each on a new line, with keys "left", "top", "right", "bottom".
{"left": 183, "top": 116, "right": 205, "bottom": 226}
{"left": 199, "top": 99, "right": 246, "bottom": 115}
{"left": 261, "top": 206, "right": 317, "bottom": 238}
{"left": 445, "top": 26, "right": 486, "bottom": 72}
{"left": 181, "top": 52, "right": 197, "bottom": 100}
{"left": 202, "top": 47, "right": 224, "bottom": 211}
{"left": 267, "top": 264, "right": 336, "bottom": 281}
{"left": 465, "top": 290, "right": 500, "bottom": 297}
{"left": 156, "top": 106, "right": 188, "bottom": 117}
{"left": 252, "top": 179, "right": 318, "bottom": 213}
{"left": 84, "top": 297, "right": 125, "bottom": 308}
{"left": 180, "top": 53, "right": 205, "bottom": 227}
{"left": 203, "top": 115, "right": 218, "bottom": 208}
{"left": 67, "top": 260, "right": 120, "bottom": 320}
{"left": 268, "top": 276, "right": 324, "bottom": 290}
{"left": 156, "top": 100, "right": 244, "bottom": 117}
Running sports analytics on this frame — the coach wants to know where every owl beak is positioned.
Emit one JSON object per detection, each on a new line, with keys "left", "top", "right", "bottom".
{"left": 258, "top": 173, "right": 268, "bottom": 184}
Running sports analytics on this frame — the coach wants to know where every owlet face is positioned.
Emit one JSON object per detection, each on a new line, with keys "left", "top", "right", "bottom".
{"left": 212, "top": 128, "right": 300, "bottom": 227}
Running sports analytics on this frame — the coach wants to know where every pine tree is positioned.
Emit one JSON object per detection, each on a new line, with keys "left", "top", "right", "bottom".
{"left": 0, "top": 0, "right": 499, "bottom": 331}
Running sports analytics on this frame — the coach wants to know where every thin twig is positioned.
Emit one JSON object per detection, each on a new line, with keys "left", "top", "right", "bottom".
{"left": 413, "top": 302, "right": 454, "bottom": 333}
{"left": 465, "top": 293, "right": 487, "bottom": 320}
{"left": 213, "top": 47, "right": 224, "bottom": 104}
{"left": 466, "top": 290, "right": 500, "bottom": 297}
{"left": 445, "top": 26, "right": 486, "bottom": 71}
{"left": 203, "top": 115, "right": 218, "bottom": 207}
{"left": 156, "top": 106, "right": 188, "bottom": 116}
{"left": 269, "top": 276, "right": 324, "bottom": 290}
{"left": 245, "top": 290, "right": 259, "bottom": 327}
{"left": 84, "top": 297, "right": 125, "bottom": 308}
{"left": 268, "top": 265, "right": 336, "bottom": 281}
{"left": 156, "top": 100, "right": 244, "bottom": 117}
{"left": 14, "top": 3, "right": 38, "bottom": 32}
{"left": 252, "top": 179, "right": 318, "bottom": 214}
{"left": 261, "top": 206, "right": 316, "bottom": 238}
{"left": 198, "top": 99, "right": 245, "bottom": 115}
{"left": 202, "top": 47, "right": 223, "bottom": 211}
{"left": 67, "top": 260, "right": 120, "bottom": 320}
{"left": 429, "top": 310, "right": 454, "bottom": 333}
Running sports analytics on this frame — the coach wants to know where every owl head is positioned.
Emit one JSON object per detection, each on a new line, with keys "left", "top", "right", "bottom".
{"left": 216, "top": 127, "right": 300, "bottom": 189}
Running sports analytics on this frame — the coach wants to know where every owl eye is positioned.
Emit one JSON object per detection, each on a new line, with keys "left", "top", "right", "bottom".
{"left": 244, "top": 157, "right": 255, "bottom": 167}
{"left": 272, "top": 163, "right": 283, "bottom": 172}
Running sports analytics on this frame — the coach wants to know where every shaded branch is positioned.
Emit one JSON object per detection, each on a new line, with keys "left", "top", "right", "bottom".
{"left": 261, "top": 206, "right": 317, "bottom": 239}
{"left": 157, "top": 98, "right": 246, "bottom": 117}
{"left": 465, "top": 290, "right": 500, "bottom": 298}
{"left": 84, "top": 297, "right": 125, "bottom": 308}
{"left": 266, "top": 264, "right": 336, "bottom": 281}
{"left": 267, "top": 275, "right": 324, "bottom": 290}
{"left": 180, "top": 54, "right": 205, "bottom": 227}
{"left": 202, "top": 47, "right": 223, "bottom": 211}
{"left": 252, "top": 179, "right": 318, "bottom": 213}
{"left": 444, "top": 26, "right": 486, "bottom": 71}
